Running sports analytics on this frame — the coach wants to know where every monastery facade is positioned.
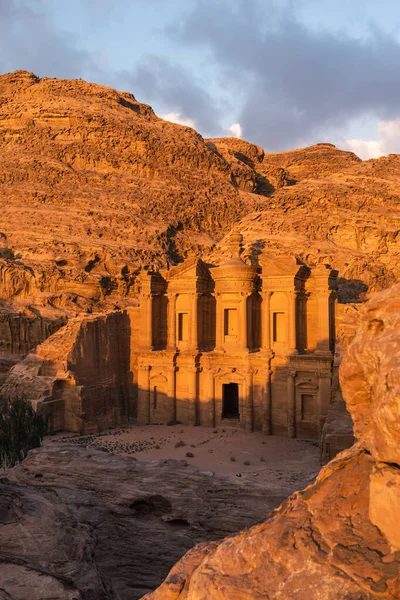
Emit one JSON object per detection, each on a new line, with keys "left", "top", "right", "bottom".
{"left": 132, "top": 234, "right": 337, "bottom": 439}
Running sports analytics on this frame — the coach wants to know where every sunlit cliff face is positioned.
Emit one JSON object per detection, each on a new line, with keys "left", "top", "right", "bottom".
{"left": 340, "top": 283, "right": 400, "bottom": 465}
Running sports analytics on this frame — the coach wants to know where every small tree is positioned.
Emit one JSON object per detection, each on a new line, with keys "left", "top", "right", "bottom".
{"left": 2, "top": 248, "right": 15, "bottom": 260}
{"left": 0, "top": 396, "right": 46, "bottom": 469}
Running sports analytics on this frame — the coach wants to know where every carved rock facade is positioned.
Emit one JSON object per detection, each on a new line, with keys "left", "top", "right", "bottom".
{"left": 133, "top": 235, "right": 337, "bottom": 439}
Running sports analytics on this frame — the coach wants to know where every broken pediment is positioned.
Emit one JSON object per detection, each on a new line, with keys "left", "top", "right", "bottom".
{"left": 167, "top": 257, "right": 211, "bottom": 282}
{"left": 259, "top": 255, "right": 302, "bottom": 277}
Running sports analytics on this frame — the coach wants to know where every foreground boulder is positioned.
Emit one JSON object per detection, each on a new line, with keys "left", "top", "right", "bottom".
{"left": 143, "top": 283, "right": 400, "bottom": 600}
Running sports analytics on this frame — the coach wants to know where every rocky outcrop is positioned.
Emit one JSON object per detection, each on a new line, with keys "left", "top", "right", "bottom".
{"left": 0, "top": 312, "right": 65, "bottom": 356}
{"left": 2, "top": 310, "right": 134, "bottom": 433}
{"left": 320, "top": 400, "right": 354, "bottom": 463}
{"left": 0, "top": 71, "right": 399, "bottom": 318}
{"left": 2, "top": 444, "right": 295, "bottom": 600}
{"left": 0, "top": 70, "right": 258, "bottom": 314}
{"left": 142, "top": 283, "right": 400, "bottom": 599}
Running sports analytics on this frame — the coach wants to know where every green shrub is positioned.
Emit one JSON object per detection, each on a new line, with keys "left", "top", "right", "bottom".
{"left": 0, "top": 396, "right": 46, "bottom": 469}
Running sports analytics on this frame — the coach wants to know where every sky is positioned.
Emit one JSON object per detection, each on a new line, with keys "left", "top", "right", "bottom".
{"left": 1, "top": 0, "right": 400, "bottom": 159}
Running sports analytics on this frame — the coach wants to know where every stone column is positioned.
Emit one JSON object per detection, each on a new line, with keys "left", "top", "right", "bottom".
{"left": 317, "top": 371, "right": 332, "bottom": 435}
{"left": 141, "top": 294, "right": 153, "bottom": 350}
{"left": 239, "top": 293, "right": 248, "bottom": 350}
{"left": 215, "top": 293, "right": 224, "bottom": 351}
{"left": 167, "top": 366, "right": 176, "bottom": 423}
{"left": 262, "top": 369, "right": 272, "bottom": 435}
{"left": 261, "top": 291, "right": 271, "bottom": 351}
{"left": 243, "top": 368, "right": 254, "bottom": 432}
{"left": 287, "top": 291, "right": 298, "bottom": 355}
{"left": 187, "top": 366, "right": 197, "bottom": 426}
{"left": 167, "top": 293, "right": 177, "bottom": 351}
{"left": 190, "top": 293, "right": 199, "bottom": 351}
{"left": 316, "top": 292, "right": 332, "bottom": 354}
{"left": 207, "top": 369, "right": 215, "bottom": 427}
{"left": 287, "top": 369, "right": 296, "bottom": 438}
{"left": 137, "top": 364, "right": 151, "bottom": 425}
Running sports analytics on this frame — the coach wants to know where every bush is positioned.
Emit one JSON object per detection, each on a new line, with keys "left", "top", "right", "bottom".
{"left": 175, "top": 440, "right": 186, "bottom": 448}
{"left": 0, "top": 396, "right": 46, "bottom": 469}
{"left": 2, "top": 248, "right": 15, "bottom": 260}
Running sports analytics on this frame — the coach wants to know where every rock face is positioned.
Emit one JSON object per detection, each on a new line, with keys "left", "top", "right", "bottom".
{"left": 2, "top": 444, "right": 295, "bottom": 600}
{"left": 0, "top": 71, "right": 399, "bottom": 320}
{"left": 142, "top": 283, "right": 400, "bottom": 600}
{"left": 2, "top": 311, "right": 134, "bottom": 433}
{"left": 0, "top": 71, "right": 259, "bottom": 315}
{"left": 1, "top": 71, "right": 399, "bottom": 404}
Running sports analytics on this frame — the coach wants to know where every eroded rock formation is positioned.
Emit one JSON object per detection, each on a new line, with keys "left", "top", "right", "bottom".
{"left": 2, "top": 310, "right": 134, "bottom": 433}
{"left": 0, "top": 70, "right": 399, "bottom": 384}
{"left": 0, "top": 71, "right": 399, "bottom": 319}
{"left": 142, "top": 283, "right": 400, "bottom": 599}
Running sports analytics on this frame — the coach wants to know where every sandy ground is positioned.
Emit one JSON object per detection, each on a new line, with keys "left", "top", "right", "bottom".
{"left": 47, "top": 424, "right": 321, "bottom": 491}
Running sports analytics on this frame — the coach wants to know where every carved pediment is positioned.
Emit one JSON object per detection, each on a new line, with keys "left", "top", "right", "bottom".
{"left": 167, "top": 258, "right": 211, "bottom": 281}
{"left": 295, "top": 379, "right": 319, "bottom": 390}
{"left": 259, "top": 255, "right": 300, "bottom": 277}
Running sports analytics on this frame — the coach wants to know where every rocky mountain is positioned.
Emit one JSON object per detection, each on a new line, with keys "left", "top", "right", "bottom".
{"left": 0, "top": 69, "right": 399, "bottom": 391}
{"left": 0, "top": 71, "right": 261, "bottom": 317}
{"left": 0, "top": 70, "right": 399, "bottom": 320}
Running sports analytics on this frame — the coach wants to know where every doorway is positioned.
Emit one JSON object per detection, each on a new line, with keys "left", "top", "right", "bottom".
{"left": 222, "top": 383, "right": 240, "bottom": 419}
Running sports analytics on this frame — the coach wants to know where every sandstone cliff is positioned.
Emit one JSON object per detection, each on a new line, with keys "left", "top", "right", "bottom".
{"left": 142, "top": 283, "right": 400, "bottom": 599}
{"left": 2, "top": 310, "right": 134, "bottom": 433}
{"left": 0, "top": 71, "right": 399, "bottom": 319}
{"left": 0, "top": 70, "right": 260, "bottom": 315}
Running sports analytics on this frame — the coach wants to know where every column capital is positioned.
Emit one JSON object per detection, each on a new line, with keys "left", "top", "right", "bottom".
{"left": 317, "top": 371, "right": 331, "bottom": 379}
{"left": 288, "top": 369, "right": 297, "bottom": 378}
{"left": 138, "top": 362, "right": 151, "bottom": 371}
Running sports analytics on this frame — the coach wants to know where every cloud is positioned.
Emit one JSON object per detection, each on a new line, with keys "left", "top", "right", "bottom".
{"left": 162, "top": 112, "right": 196, "bottom": 128}
{"left": 0, "top": 0, "right": 99, "bottom": 80}
{"left": 169, "top": 0, "right": 400, "bottom": 149}
{"left": 228, "top": 123, "right": 242, "bottom": 138}
{"left": 123, "top": 55, "right": 220, "bottom": 134}
{"left": 342, "top": 119, "right": 400, "bottom": 160}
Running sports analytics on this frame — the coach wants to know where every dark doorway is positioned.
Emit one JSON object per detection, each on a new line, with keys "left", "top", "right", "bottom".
{"left": 222, "top": 383, "right": 240, "bottom": 419}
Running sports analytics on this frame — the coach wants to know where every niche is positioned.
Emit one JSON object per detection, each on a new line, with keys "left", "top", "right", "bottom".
{"left": 224, "top": 308, "right": 238, "bottom": 338}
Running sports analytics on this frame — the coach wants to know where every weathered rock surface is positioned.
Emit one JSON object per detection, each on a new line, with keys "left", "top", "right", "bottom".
{"left": 1, "top": 70, "right": 399, "bottom": 369}
{"left": 2, "top": 444, "right": 295, "bottom": 600}
{"left": 0, "top": 70, "right": 259, "bottom": 316}
{"left": 0, "top": 71, "right": 399, "bottom": 320}
{"left": 142, "top": 283, "right": 400, "bottom": 599}
{"left": 2, "top": 310, "right": 134, "bottom": 433}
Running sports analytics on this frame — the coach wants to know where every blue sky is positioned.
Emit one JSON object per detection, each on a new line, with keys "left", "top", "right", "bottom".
{"left": 1, "top": 0, "right": 400, "bottom": 158}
